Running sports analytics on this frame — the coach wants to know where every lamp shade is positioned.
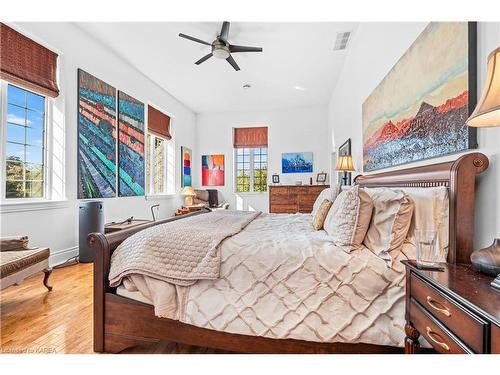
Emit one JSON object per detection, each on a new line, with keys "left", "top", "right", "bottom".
{"left": 335, "top": 155, "right": 356, "bottom": 172}
{"left": 467, "top": 47, "right": 500, "bottom": 127}
{"left": 181, "top": 186, "right": 196, "bottom": 196}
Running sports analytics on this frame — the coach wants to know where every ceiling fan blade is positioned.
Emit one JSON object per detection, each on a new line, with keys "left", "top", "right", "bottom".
{"left": 195, "top": 53, "right": 213, "bottom": 65}
{"left": 219, "top": 21, "right": 230, "bottom": 43}
{"left": 229, "top": 45, "right": 263, "bottom": 53}
{"left": 226, "top": 55, "right": 240, "bottom": 71}
{"left": 179, "top": 33, "right": 211, "bottom": 46}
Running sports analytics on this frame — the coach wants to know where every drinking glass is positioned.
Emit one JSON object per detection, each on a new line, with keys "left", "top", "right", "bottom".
{"left": 415, "top": 229, "right": 440, "bottom": 269}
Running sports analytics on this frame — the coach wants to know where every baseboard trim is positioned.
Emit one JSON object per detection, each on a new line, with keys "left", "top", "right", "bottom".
{"left": 49, "top": 246, "right": 78, "bottom": 266}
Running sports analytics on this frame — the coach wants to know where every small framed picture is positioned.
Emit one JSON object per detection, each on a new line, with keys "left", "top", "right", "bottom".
{"left": 316, "top": 172, "right": 327, "bottom": 184}
{"left": 272, "top": 174, "right": 280, "bottom": 184}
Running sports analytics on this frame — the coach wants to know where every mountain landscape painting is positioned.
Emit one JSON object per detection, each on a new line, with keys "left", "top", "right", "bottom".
{"left": 282, "top": 152, "right": 313, "bottom": 173}
{"left": 362, "top": 22, "right": 476, "bottom": 172}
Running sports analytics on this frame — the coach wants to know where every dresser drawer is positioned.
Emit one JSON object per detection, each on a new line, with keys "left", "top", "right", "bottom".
{"left": 270, "top": 192, "right": 297, "bottom": 205}
{"left": 410, "top": 273, "right": 487, "bottom": 352}
{"left": 410, "top": 299, "right": 471, "bottom": 354}
{"left": 269, "top": 187, "right": 289, "bottom": 196}
{"left": 269, "top": 204, "right": 297, "bottom": 214}
{"left": 492, "top": 324, "right": 500, "bottom": 354}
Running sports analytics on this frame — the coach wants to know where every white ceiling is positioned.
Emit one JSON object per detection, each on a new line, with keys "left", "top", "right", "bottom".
{"left": 77, "top": 22, "right": 357, "bottom": 114}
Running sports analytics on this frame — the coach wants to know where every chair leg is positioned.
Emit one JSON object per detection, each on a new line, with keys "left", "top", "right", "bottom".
{"left": 43, "top": 268, "right": 53, "bottom": 291}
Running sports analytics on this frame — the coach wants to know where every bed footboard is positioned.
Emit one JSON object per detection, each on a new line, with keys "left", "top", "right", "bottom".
{"left": 88, "top": 209, "right": 208, "bottom": 353}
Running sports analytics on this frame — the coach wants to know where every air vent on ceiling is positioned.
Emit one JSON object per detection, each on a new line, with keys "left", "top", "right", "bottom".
{"left": 333, "top": 31, "right": 351, "bottom": 51}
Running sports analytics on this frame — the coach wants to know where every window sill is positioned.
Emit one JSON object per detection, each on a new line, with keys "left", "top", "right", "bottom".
{"left": 0, "top": 199, "right": 71, "bottom": 213}
{"left": 234, "top": 192, "right": 268, "bottom": 196}
{"left": 145, "top": 193, "right": 178, "bottom": 200}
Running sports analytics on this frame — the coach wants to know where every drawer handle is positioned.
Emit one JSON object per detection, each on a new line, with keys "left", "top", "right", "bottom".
{"left": 426, "top": 296, "right": 451, "bottom": 317}
{"left": 426, "top": 327, "right": 450, "bottom": 352}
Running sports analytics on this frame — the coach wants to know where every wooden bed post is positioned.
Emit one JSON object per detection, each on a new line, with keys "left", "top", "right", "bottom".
{"left": 449, "top": 153, "right": 489, "bottom": 264}
{"left": 88, "top": 232, "right": 110, "bottom": 353}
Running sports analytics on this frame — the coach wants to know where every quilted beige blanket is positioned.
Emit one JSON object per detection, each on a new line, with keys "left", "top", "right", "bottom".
{"left": 117, "top": 213, "right": 417, "bottom": 347}
{"left": 109, "top": 210, "right": 260, "bottom": 287}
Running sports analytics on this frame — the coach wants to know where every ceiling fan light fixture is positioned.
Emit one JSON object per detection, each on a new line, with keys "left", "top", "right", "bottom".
{"left": 179, "top": 22, "right": 262, "bottom": 71}
{"left": 213, "top": 47, "right": 230, "bottom": 59}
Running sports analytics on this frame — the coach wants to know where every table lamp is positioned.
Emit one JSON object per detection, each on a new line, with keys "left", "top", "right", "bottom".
{"left": 181, "top": 186, "right": 196, "bottom": 206}
{"left": 466, "top": 46, "right": 500, "bottom": 289}
{"left": 467, "top": 47, "right": 500, "bottom": 127}
{"left": 335, "top": 154, "right": 356, "bottom": 186}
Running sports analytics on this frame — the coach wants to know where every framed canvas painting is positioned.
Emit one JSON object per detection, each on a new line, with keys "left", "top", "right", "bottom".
{"left": 202, "top": 154, "right": 224, "bottom": 186}
{"left": 77, "top": 69, "right": 117, "bottom": 199}
{"left": 362, "top": 22, "right": 477, "bottom": 172}
{"left": 281, "top": 152, "right": 313, "bottom": 173}
{"left": 181, "top": 146, "right": 192, "bottom": 187}
{"left": 117, "top": 91, "right": 145, "bottom": 197}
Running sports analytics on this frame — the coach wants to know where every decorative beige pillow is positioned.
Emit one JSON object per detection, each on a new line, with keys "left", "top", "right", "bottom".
{"left": 363, "top": 188, "right": 415, "bottom": 263}
{"left": 312, "top": 199, "right": 333, "bottom": 230}
{"left": 324, "top": 185, "right": 374, "bottom": 252}
{"left": 311, "top": 185, "right": 341, "bottom": 217}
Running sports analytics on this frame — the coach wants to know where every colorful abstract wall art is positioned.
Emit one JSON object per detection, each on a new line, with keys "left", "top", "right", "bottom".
{"left": 281, "top": 152, "right": 313, "bottom": 173}
{"left": 362, "top": 22, "right": 477, "bottom": 172}
{"left": 77, "top": 69, "right": 117, "bottom": 199}
{"left": 118, "top": 91, "right": 145, "bottom": 197}
{"left": 181, "top": 146, "right": 192, "bottom": 187}
{"left": 201, "top": 154, "right": 224, "bottom": 186}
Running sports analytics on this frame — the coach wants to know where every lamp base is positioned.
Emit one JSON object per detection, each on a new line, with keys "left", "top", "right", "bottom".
{"left": 470, "top": 238, "right": 500, "bottom": 276}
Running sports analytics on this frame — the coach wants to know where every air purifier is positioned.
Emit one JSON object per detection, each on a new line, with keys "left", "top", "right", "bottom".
{"left": 78, "top": 200, "right": 104, "bottom": 263}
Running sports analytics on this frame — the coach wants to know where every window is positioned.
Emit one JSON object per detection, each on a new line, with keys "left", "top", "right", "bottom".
{"left": 146, "top": 134, "right": 165, "bottom": 195}
{"left": 235, "top": 147, "right": 268, "bottom": 193}
{"left": 145, "top": 105, "right": 174, "bottom": 196}
{"left": 4, "top": 84, "right": 46, "bottom": 199}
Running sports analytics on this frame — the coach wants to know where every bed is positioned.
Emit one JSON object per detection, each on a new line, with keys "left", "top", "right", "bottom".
{"left": 89, "top": 152, "right": 489, "bottom": 353}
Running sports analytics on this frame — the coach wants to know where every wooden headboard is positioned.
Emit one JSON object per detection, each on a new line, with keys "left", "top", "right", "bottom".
{"left": 354, "top": 152, "right": 489, "bottom": 264}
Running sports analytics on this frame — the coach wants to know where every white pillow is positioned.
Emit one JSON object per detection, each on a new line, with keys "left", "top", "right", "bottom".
{"left": 363, "top": 187, "right": 414, "bottom": 264}
{"left": 311, "top": 185, "right": 341, "bottom": 217}
{"left": 401, "top": 187, "right": 449, "bottom": 262}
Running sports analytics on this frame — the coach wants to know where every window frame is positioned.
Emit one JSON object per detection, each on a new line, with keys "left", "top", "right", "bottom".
{"left": 234, "top": 147, "right": 268, "bottom": 194}
{"left": 0, "top": 81, "right": 52, "bottom": 203}
{"left": 145, "top": 107, "right": 175, "bottom": 198}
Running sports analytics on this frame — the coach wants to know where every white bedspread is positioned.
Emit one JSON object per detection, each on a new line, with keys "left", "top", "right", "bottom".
{"left": 120, "top": 213, "right": 413, "bottom": 347}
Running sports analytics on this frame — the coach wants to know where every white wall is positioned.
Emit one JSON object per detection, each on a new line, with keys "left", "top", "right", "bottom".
{"left": 328, "top": 22, "right": 500, "bottom": 249}
{"left": 195, "top": 106, "right": 329, "bottom": 212}
{"left": 0, "top": 22, "right": 197, "bottom": 265}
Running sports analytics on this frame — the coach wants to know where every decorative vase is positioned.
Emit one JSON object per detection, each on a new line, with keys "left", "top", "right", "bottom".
{"left": 470, "top": 238, "right": 500, "bottom": 276}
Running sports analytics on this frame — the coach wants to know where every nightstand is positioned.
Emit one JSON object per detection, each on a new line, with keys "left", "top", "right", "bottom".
{"left": 175, "top": 204, "right": 206, "bottom": 216}
{"left": 402, "top": 260, "right": 500, "bottom": 354}
{"left": 104, "top": 219, "right": 152, "bottom": 233}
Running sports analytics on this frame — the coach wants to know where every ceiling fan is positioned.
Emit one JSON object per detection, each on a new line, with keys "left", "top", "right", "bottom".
{"left": 179, "top": 21, "right": 263, "bottom": 71}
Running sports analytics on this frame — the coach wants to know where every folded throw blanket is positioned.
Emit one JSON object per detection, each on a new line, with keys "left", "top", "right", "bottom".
{"left": 0, "top": 236, "right": 29, "bottom": 251}
{"left": 109, "top": 210, "right": 261, "bottom": 287}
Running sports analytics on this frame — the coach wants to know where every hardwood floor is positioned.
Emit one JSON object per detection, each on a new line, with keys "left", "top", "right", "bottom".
{"left": 1, "top": 263, "right": 93, "bottom": 354}
{"left": 0, "top": 263, "right": 227, "bottom": 354}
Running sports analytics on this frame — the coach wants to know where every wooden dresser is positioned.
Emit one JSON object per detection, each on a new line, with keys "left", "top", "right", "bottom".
{"left": 269, "top": 185, "right": 328, "bottom": 214}
{"left": 403, "top": 260, "right": 500, "bottom": 354}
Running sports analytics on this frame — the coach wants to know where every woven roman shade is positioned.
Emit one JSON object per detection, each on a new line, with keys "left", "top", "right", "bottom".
{"left": 0, "top": 23, "right": 59, "bottom": 97}
{"left": 148, "top": 105, "right": 171, "bottom": 140}
{"left": 233, "top": 127, "right": 268, "bottom": 148}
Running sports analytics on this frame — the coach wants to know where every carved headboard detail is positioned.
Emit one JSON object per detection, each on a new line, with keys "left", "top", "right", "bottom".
{"left": 354, "top": 153, "right": 489, "bottom": 264}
